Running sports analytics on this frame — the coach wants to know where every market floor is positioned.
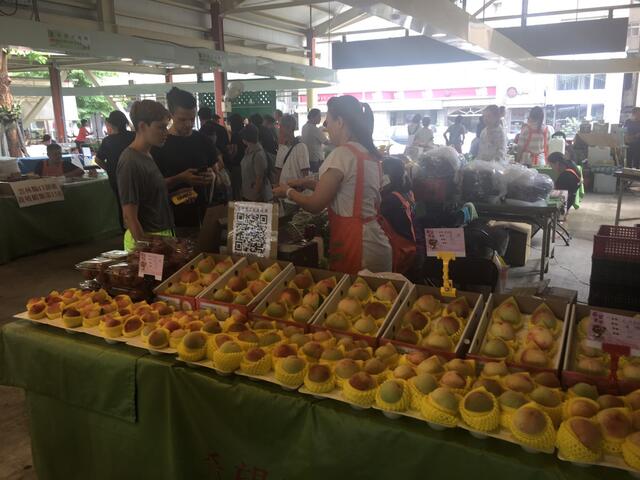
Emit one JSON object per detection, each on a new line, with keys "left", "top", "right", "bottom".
{"left": 0, "top": 192, "right": 638, "bottom": 479}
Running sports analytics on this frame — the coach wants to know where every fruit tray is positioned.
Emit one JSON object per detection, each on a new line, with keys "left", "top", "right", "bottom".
{"left": 14, "top": 311, "right": 128, "bottom": 345}
{"left": 379, "top": 284, "right": 484, "bottom": 360}
{"left": 562, "top": 303, "right": 640, "bottom": 395}
{"left": 309, "top": 274, "right": 410, "bottom": 347}
{"left": 557, "top": 452, "right": 639, "bottom": 474}
{"left": 154, "top": 253, "right": 245, "bottom": 310}
{"left": 298, "top": 385, "right": 372, "bottom": 411}
{"left": 467, "top": 294, "right": 570, "bottom": 375}
{"left": 198, "top": 258, "right": 293, "bottom": 318}
{"left": 250, "top": 266, "right": 348, "bottom": 332}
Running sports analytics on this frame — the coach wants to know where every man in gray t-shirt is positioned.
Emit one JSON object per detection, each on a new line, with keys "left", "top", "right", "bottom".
{"left": 240, "top": 124, "right": 272, "bottom": 202}
{"left": 117, "top": 147, "right": 174, "bottom": 233}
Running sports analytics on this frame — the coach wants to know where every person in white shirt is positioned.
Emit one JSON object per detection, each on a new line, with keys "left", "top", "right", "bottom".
{"left": 275, "top": 114, "right": 310, "bottom": 187}
{"left": 476, "top": 105, "right": 507, "bottom": 163}
{"left": 413, "top": 116, "right": 434, "bottom": 149}
{"left": 272, "top": 95, "right": 392, "bottom": 274}
{"left": 301, "top": 108, "right": 328, "bottom": 172}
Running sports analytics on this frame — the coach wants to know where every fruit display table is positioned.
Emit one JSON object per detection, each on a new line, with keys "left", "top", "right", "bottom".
{"left": 0, "top": 320, "right": 627, "bottom": 480}
{"left": 0, "top": 177, "right": 120, "bottom": 264}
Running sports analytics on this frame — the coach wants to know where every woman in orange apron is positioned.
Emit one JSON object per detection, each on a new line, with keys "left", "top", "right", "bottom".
{"left": 517, "top": 106, "right": 549, "bottom": 166}
{"left": 272, "top": 95, "right": 392, "bottom": 274}
{"left": 35, "top": 143, "right": 84, "bottom": 177}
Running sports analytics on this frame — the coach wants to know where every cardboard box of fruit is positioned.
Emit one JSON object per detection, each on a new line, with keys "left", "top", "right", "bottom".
{"left": 310, "top": 275, "right": 410, "bottom": 347}
{"left": 468, "top": 294, "right": 570, "bottom": 375}
{"left": 563, "top": 303, "right": 640, "bottom": 395}
{"left": 154, "top": 253, "right": 244, "bottom": 310}
{"left": 251, "top": 267, "right": 348, "bottom": 331}
{"left": 197, "top": 258, "right": 293, "bottom": 319}
{"left": 379, "top": 284, "right": 484, "bottom": 360}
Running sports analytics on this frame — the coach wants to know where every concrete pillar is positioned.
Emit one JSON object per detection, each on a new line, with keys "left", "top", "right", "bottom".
{"left": 211, "top": 1, "right": 225, "bottom": 116}
{"left": 48, "top": 64, "right": 66, "bottom": 143}
{"left": 306, "top": 30, "right": 316, "bottom": 111}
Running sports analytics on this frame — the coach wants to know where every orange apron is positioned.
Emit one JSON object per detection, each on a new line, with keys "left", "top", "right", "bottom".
{"left": 379, "top": 191, "right": 417, "bottom": 274}
{"left": 522, "top": 125, "right": 549, "bottom": 166}
{"left": 41, "top": 160, "right": 64, "bottom": 177}
{"left": 328, "top": 144, "right": 381, "bottom": 274}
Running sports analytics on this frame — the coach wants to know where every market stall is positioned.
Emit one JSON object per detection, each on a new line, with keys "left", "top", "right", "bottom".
{"left": 0, "top": 320, "right": 628, "bottom": 480}
{"left": 0, "top": 177, "right": 120, "bottom": 264}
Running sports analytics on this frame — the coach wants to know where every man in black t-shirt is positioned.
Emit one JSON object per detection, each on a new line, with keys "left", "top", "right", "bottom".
{"left": 198, "top": 107, "right": 230, "bottom": 158}
{"left": 152, "top": 88, "right": 218, "bottom": 230}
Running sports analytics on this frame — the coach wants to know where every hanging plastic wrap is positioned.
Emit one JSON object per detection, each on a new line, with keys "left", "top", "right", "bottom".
{"left": 461, "top": 160, "right": 507, "bottom": 203}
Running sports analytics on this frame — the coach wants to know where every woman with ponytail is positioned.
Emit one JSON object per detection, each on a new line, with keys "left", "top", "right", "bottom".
{"left": 517, "top": 106, "right": 550, "bottom": 166}
{"left": 273, "top": 95, "right": 392, "bottom": 274}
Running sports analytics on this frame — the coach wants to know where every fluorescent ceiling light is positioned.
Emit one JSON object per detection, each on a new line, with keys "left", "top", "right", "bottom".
{"left": 180, "top": 65, "right": 194, "bottom": 69}
{"left": 121, "top": 57, "right": 132, "bottom": 62}
{"left": 431, "top": 33, "right": 446, "bottom": 38}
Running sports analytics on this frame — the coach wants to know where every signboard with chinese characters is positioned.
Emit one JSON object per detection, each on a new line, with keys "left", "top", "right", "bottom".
{"left": 425, "top": 228, "right": 466, "bottom": 257}
{"left": 229, "top": 202, "right": 276, "bottom": 259}
{"left": 587, "top": 310, "right": 640, "bottom": 354}
{"left": 48, "top": 29, "right": 90, "bottom": 51}
{"left": 138, "top": 252, "right": 164, "bottom": 281}
{"left": 8, "top": 179, "right": 64, "bottom": 208}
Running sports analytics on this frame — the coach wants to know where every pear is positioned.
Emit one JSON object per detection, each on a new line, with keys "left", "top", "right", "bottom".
{"left": 430, "top": 388, "right": 459, "bottom": 412}
{"left": 511, "top": 406, "right": 547, "bottom": 436}
{"left": 379, "top": 380, "right": 404, "bottom": 404}
{"left": 411, "top": 373, "right": 438, "bottom": 395}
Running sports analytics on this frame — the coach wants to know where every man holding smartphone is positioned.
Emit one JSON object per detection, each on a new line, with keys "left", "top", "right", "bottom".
{"left": 152, "top": 87, "right": 222, "bottom": 235}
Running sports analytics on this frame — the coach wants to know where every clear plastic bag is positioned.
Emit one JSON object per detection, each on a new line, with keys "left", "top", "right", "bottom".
{"left": 461, "top": 160, "right": 507, "bottom": 203}
{"left": 503, "top": 164, "right": 554, "bottom": 202}
{"left": 417, "top": 146, "right": 461, "bottom": 178}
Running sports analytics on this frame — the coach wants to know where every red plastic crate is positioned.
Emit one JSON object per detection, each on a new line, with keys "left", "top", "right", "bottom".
{"left": 592, "top": 225, "right": 640, "bottom": 262}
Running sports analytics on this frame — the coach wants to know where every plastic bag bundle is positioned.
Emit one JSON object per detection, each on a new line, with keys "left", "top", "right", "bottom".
{"left": 416, "top": 146, "right": 461, "bottom": 179}
{"left": 461, "top": 161, "right": 507, "bottom": 203}
{"left": 504, "top": 164, "right": 554, "bottom": 203}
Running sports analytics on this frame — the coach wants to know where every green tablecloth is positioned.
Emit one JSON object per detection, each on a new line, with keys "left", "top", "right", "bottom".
{"left": 0, "top": 320, "right": 629, "bottom": 480}
{"left": 0, "top": 178, "right": 120, "bottom": 264}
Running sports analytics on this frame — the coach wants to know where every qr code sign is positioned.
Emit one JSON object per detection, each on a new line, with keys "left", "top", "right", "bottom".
{"left": 232, "top": 202, "right": 273, "bottom": 258}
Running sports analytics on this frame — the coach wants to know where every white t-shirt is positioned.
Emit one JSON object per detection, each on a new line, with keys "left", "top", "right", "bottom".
{"left": 301, "top": 122, "right": 327, "bottom": 166}
{"left": 275, "top": 142, "right": 310, "bottom": 186}
{"left": 319, "top": 142, "right": 392, "bottom": 273}
{"left": 413, "top": 126, "right": 434, "bottom": 148}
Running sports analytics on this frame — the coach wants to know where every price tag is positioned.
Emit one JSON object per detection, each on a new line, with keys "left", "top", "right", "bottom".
{"left": 588, "top": 310, "right": 640, "bottom": 353}
{"left": 138, "top": 252, "right": 164, "bottom": 281}
{"left": 425, "top": 228, "right": 466, "bottom": 257}
{"left": 9, "top": 178, "right": 64, "bottom": 208}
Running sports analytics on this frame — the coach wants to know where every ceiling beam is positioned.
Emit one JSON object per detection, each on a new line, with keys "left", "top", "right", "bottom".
{"left": 10, "top": 79, "right": 332, "bottom": 97}
{"left": 472, "top": 0, "right": 499, "bottom": 18}
{"left": 227, "top": 0, "right": 336, "bottom": 14}
{"left": 313, "top": 7, "right": 368, "bottom": 36}
{"left": 345, "top": 0, "right": 640, "bottom": 74}
{"left": 480, "top": 3, "right": 640, "bottom": 22}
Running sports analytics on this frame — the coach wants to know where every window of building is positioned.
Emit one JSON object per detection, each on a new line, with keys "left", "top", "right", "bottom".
{"left": 556, "top": 74, "right": 591, "bottom": 90}
{"left": 591, "top": 104, "right": 605, "bottom": 120}
{"left": 593, "top": 74, "right": 606, "bottom": 89}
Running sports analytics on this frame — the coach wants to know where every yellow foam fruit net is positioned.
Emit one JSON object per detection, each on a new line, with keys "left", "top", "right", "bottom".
{"left": 274, "top": 360, "right": 307, "bottom": 387}
{"left": 213, "top": 349, "right": 244, "bottom": 373}
{"left": 509, "top": 403, "right": 556, "bottom": 452}
{"left": 460, "top": 388, "right": 500, "bottom": 433}
{"left": 446, "top": 313, "right": 466, "bottom": 345}
{"left": 561, "top": 397, "right": 600, "bottom": 421}
{"left": 371, "top": 370, "right": 390, "bottom": 386}
{"left": 534, "top": 402, "right": 564, "bottom": 428}
{"left": 408, "top": 381, "right": 429, "bottom": 411}
{"left": 240, "top": 353, "right": 272, "bottom": 376}
{"left": 342, "top": 379, "right": 376, "bottom": 407}
{"left": 622, "top": 436, "right": 640, "bottom": 471}
{"left": 599, "top": 407, "right": 632, "bottom": 455}
{"left": 441, "top": 376, "right": 473, "bottom": 397}
{"left": 375, "top": 379, "right": 411, "bottom": 412}
{"left": 420, "top": 393, "right": 460, "bottom": 428}
{"left": 556, "top": 419, "right": 602, "bottom": 463}
{"left": 236, "top": 339, "right": 259, "bottom": 351}
{"left": 304, "top": 372, "right": 336, "bottom": 394}
{"left": 500, "top": 409, "right": 514, "bottom": 430}
{"left": 618, "top": 357, "right": 640, "bottom": 381}
{"left": 177, "top": 342, "right": 206, "bottom": 362}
